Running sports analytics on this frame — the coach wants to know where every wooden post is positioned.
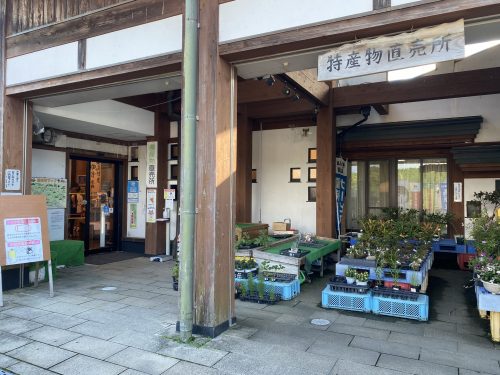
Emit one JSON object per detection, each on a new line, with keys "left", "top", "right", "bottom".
{"left": 193, "top": 0, "right": 236, "bottom": 337}
{"left": 145, "top": 112, "right": 169, "bottom": 255}
{"left": 316, "top": 88, "right": 336, "bottom": 237}
{"left": 491, "top": 311, "right": 500, "bottom": 342}
{"left": 236, "top": 107, "right": 252, "bottom": 223}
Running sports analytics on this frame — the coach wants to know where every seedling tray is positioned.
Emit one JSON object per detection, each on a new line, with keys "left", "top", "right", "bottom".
{"left": 262, "top": 271, "right": 296, "bottom": 283}
{"left": 280, "top": 249, "right": 310, "bottom": 258}
{"left": 328, "top": 276, "right": 371, "bottom": 294}
{"left": 340, "top": 257, "right": 377, "bottom": 268}
{"left": 234, "top": 268, "right": 258, "bottom": 279}
{"left": 298, "top": 241, "right": 324, "bottom": 248}
{"left": 372, "top": 287, "right": 419, "bottom": 301}
{"left": 235, "top": 277, "right": 300, "bottom": 300}
{"left": 239, "top": 292, "right": 281, "bottom": 304}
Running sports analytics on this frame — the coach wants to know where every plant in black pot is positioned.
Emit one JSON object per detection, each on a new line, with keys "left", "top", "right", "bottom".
{"left": 172, "top": 262, "right": 179, "bottom": 291}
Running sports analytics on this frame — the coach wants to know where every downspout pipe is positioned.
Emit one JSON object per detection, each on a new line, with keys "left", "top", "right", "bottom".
{"left": 337, "top": 105, "right": 371, "bottom": 157}
{"left": 179, "top": 0, "right": 198, "bottom": 342}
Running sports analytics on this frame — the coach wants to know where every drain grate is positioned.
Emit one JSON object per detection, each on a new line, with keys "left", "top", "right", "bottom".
{"left": 101, "top": 286, "right": 117, "bottom": 291}
{"left": 311, "top": 318, "right": 331, "bottom": 326}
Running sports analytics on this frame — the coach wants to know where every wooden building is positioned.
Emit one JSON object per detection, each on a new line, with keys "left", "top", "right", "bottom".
{"left": 1, "top": 0, "right": 500, "bottom": 336}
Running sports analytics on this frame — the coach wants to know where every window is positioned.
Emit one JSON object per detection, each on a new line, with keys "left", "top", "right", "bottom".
{"left": 347, "top": 158, "right": 448, "bottom": 230}
{"left": 308, "top": 148, "right": 317, "bottom": 163}
{"left": 308, "top": 186, "right": 317, "bottom": 202}
{"left": 290, "top": 168, "right": 301, "bottom": 183}
{"left": 252, "top": 169, "right": 257, "bottom": 183}
{"left": 308, "top": 167, "right": 317, "bottom": 182}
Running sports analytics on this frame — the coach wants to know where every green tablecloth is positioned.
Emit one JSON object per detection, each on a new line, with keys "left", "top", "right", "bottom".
{"left": 264, "top": 239, "right": 340, "bottom": 272}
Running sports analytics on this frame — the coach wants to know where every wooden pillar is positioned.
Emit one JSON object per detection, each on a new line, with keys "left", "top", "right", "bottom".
{"left": 236, "top": 107, "right": 252, "bottom": 223}
{"left": 144, "top": 112, "right": 169, "bottom": 255}
{"left": 194, "top": 0, "right": 236, "bottom": 337}
{"left": 448, "top": 155, "right": 464, "bottom": 237}
{"left": 316, "top": 88, "right": 336, "bottom": 237}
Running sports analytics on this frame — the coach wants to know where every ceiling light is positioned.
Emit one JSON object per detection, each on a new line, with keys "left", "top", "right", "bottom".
{"left": 266, "top": 75, "right": 276, "bottom": 86}
{"left": 388, "top": 64, "right": 436, "bottom": 81}
{"left": 282, "top": 86, "right": 291, "bottom": 96}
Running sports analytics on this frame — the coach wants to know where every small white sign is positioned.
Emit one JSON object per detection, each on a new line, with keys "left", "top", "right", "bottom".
{"left": 454, "top": 182, "right": 462, "bottom": 203}
{"left": 4, "top": 169, "right": 21, "bottom": 191}
{"left": 146, "top": 189, "right": 157, "bottom": 223}
{"left": 4, "top": 217, "right": 44, "bottom": 265}
{"left": 164, "top": 188, "right": 176, "bottom": 200}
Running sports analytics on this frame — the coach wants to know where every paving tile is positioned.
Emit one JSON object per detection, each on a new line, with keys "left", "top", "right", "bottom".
{"left": 330, "top": 359, "right": 412, "bottom": 375}
{"left": 116, "top": 297, "right": 163, "bottom": 308}
{"left": 327, "top": 323, "right": 390, "bottom": 340}
{"left": 420, "top": 348, "right": 500, "bottom": 374}
{"left": 32, "top": 313, "right": 87, "bottom": 330}
{"left": 76, "top": 300, "right": 127, "bottom": 312}
{"left": 61, "top": 336, "right": 127, "bottom": 360}
{"left": 51, "top": 294, "right": 93, "bottom": 305}
{"left": 377, "top": 354, "right": 458, "bottom": 375}
{"left": 7, "top": 341, "right": 75, "bottom": 369}
{"left": 7, "top": 361, "right": 56, "bottom": 375}
{"left": 274, "top": 313, "right": 309, "bottom": 325}
{"left": 161, "top": 361, "right": 220, "bottom": 375}
{"left": 0, "top": 331, "right": 31, "bottom": 353}
{"left": 50, "top": 354, "right": 125, "bottom": 375}
{"left": 2, "top": 306, "right": 51, "bottom": 320}
{"left": 0, "top": 353, "right": 19, "bottom": 368}
{"left": 249, "top": 330, "right": 313, "bottom": 351}
{"left": 21, "top": 326, "right": 82, "bottom": 347}
{"left": 68, "top": 321, "right": 123, "bottom": 340}
{"left": 307, "top": 337, "right": 380, "bottom": 366}
{"left": 388, "top": 331, "right": 458, "bottom": 352}
{"left": 335, "top": 314, "right": 367, "bottom": 326}
{"left": 106, "top": 347, "right": 178, "bottom": 375}
{"left": 157, "top": 343, "right": 227, "bottom": 367}
{"left": 41, "top": 302, "right": 94, "bottom": 316}
{"left": 0, "top": 316, "right": 43, "bottom": 335}
{"left": 363, "top": 319, "right": 425, "bottom": 335}
{"left": 350, "top": 336, "right": 420, "bottom": 359}
{"left": 110, "top": 331, "right": 169, "bottom": 352}
{"left": 458, "top": 342, "right": 500, "bottom": 361}
{"left": 84, "top": 292, "right": 128, "bottom": 302}
{"left": 424, "top": 326, "right": 495, "bottom": 348}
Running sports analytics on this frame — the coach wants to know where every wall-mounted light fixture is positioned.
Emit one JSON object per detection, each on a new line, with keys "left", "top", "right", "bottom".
{"left": 266, "top": 75, "right": 276, "bottom": 86}
{"left": 292, "top": 91, "right": 300, "bottom": 101}
{"left": 282, "top": 85, "right": 291, "bottom": 96}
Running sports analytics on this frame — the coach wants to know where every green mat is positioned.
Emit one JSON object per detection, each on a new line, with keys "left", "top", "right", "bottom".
{"left": 264, "top": 239, "right": 340, "bottom": 272}
{"left": 30, "top": 240, "right": 84, "bottom": 281}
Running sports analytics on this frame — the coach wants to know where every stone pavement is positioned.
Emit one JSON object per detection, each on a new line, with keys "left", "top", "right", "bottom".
{"left": 0, "top": 256, "right": 498, "bottom": 375}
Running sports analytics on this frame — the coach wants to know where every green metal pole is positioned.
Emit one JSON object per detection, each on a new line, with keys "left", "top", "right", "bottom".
{"left": 179, "top": 0, "right": 198, "bottom": 341}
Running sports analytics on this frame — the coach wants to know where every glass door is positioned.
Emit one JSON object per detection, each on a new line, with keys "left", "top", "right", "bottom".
{"left": 88, "top": 162, "right": 116, "bottom": 251}
{"left": 68, "top": 158, "right": 118, "bottom": 252}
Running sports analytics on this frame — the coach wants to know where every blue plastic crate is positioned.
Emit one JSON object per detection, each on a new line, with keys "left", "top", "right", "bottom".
{"left": 321, "top": 286, "right": 372, "bottom": 313}
{"left": 372, "top": 294, "right": 428, "bottom": 321}
{"left": 235, "top": 278, "right": 300, "bottom": 300}
{"left": 475, "top": 284, "right": 500, "bottom": 312}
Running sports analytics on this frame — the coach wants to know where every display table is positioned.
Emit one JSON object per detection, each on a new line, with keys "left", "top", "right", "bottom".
{"left": 475, "top": 283, "right": 500, "bottom": 342}
{"left": 253, "top": 237, "right": 340, "bottom": 279}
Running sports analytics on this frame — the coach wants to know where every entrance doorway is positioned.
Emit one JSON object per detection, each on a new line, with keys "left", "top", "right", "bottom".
{"left": 68, "top": 157, "right": 122, "bottom": 253}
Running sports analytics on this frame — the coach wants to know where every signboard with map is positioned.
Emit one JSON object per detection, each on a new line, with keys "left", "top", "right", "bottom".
{"left": 31, "top": 178, "right": 67, "bottom": 209}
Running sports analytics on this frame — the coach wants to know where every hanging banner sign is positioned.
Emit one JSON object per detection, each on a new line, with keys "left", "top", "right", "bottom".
{"left": 318, "top": 19, "right": 465, "bottom": 81}
{"left": 129, "top": 203, "right": 138, "bottom": 229}
{"left": 146, "top": 189, "right": 157, "bottom": 223}
{"left": 335, "top": 158, "right": 347, "bottom": 236}
{"left": 146, "top": 141, "right": 158, "bottom": 188}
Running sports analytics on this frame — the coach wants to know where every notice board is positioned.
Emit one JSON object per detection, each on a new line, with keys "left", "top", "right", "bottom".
{"left": 0, "top": 195, "right": 51, "bottom": 266}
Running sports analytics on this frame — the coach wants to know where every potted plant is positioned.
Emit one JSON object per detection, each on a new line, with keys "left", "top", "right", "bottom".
{"left": 345, "top": 267, "right": 357, "bottom": 284}
{"left": 374, "top": 266, "right": 383, "bottom": 289}
{"left": 355, "top": 271, "right": 369, "bottom": 286}
{"left": 171, "top": 262, "right": 179, "bottom": 291}
{"left": 409, "top": 273, "right": 420, "bottom": 293}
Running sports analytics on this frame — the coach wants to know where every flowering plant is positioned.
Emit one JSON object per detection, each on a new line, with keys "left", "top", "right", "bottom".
{"left": 470, "top": 257, "right": 500, "bottom": 284}
{"left": 345, "top": 267, "right": 357, "bottom": 278}
{"left": 356, "top": 271, "right": 369, "bottom": 282}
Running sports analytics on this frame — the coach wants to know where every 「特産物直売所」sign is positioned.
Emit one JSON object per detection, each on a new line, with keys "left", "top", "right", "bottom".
{"left": 318, "top": 19, "right": 465, "bottom": 81}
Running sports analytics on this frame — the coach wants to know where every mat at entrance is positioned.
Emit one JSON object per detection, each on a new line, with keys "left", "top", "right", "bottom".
{"left": 85, "top": 251, "right": 143, "bottom": 265}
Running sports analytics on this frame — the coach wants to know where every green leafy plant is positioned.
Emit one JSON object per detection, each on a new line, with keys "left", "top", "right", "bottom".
{"left": 255, "top": 230, "right": 270, "bottom": 247}
{"left": 171, "top": 262, "right": 179, "bottom": 279}
{"left": 345, "top": 267, "right": 357, "bottom": 278}
{"left": 235, "top": 258, "right": 258, "bottom": 270}
{"left": 260, "top": 260, "right": 285, "bottom": 272}
{"left": 269, "top": 286, "right": 276, "bottom": 301}
{"left": 257, "top": 275, "right": 265, "bottom": 300}
{"left": 375, "top": 266, "right": 383, "bottom": 286}
{"left": 239, "top": 282, "right": 247, "bottom": 297}
{"left": 410, "top": 273, "right": 419, "bottom": 287}
{"left": 247, "top": 273, "right": 255, "bottom": 295}
{"left": 356, "top": 271, "right": 369, "bottom": 283}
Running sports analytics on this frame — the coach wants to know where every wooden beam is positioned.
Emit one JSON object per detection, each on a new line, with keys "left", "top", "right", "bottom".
{"left": 237, "top": 79, "right": 288, "bottom": 104}
{"left": 6, "top": 52, "right": 181, "bottom": 97}
{"left": 246, "top": 98, "right": 315, "bottom": 119}
{"left": 284, "top": 69, "right": 329, "bottom": 106}
{"left": 373, "top": 104, "right": 388, "bottom": 115}
{"left": 236, "top": 108, "right": 252, "bottom": 222}
{"left": 251, "top": 114, "right": 316, "bottom": 131}
{"left": 316, "top": 88, "right": 336, "bottom": 237}
{"left": 220, "top": 0, "right": 500, "bottom": 62}
{"left": 194, "top": 0, "right": 235, "bottom": 336}
{"left": 333, "top": 68, "right": 500, "bottom": 108}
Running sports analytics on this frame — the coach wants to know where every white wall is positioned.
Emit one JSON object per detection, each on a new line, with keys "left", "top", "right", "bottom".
{"left": 252, "top": 127, "right": 317, "bottom": 234}
{"left": 220, "top": 0, "right": 372, "bottom": 43}
{"left": 464, "top": 178, "right": 498, "bottom": 238}
{"left": 337, "top": 94, "right": 500, "bottom": 143}
{"left": 6, "top": 42, "right": 79, "bottom": 86}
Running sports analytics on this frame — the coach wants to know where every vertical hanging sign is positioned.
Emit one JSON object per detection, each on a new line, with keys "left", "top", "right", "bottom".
{"left": 335, "top": 158, "right": 347, "bottom": 236}
{"left": 146, "top": 189, "right": 157, "bottom": 223}
{"left": 146, "top": 141, "right": 158, "bottom": 188}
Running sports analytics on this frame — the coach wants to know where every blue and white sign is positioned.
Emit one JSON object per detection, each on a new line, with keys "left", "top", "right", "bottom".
{"left": 127, "top": 180, "right": 139, "bottom": 203}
